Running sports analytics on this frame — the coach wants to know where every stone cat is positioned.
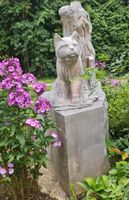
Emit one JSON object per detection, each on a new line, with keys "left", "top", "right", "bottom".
{"left": 54, "top": 31, "right": 84, "bottom": 104}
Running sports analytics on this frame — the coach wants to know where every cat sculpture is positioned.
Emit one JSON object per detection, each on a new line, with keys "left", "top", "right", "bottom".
{"left": 54, "top": 31, "right": 86, "bottom": 105}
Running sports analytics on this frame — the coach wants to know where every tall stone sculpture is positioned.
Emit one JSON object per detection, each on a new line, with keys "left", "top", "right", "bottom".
{"left": 50, "top": 1, "right": 109, "bottom": 195}
{"left": 59, "top": 1, "right": 95, "bottom": 68}
{"left": 53, "top": 1, "right": 105, "bottom": 109}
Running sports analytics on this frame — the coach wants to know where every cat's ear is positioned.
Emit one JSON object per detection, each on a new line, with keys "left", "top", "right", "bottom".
{"left": 71, "top": 31, "right": 79, "bottom": 41}
{"left": 54, "top": 33, "right": 62, "bottom": 47}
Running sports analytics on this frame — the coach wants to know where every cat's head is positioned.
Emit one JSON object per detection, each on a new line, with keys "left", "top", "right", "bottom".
{"left": 54, "top": 31, "right": 81, "bottom": 60}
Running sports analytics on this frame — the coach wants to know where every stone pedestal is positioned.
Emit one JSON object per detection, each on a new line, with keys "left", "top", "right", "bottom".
{"left": 51, "top": 101, "right": 109, "bottom": 194}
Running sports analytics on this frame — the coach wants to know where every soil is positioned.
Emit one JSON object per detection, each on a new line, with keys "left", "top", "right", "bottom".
{"left": 0, "top": 185, "right": 57, "bottom": 200}
{"left": 30, "top": 192, "right": 57, "bottom": 200}
{"left": 0, "top": 163, "right": 66, "bottom": 200}
{"left": 39, "top": 163, "right": 66, "bottom": 200}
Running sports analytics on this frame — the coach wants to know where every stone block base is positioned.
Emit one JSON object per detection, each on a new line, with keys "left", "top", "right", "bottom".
{"left": 51, "top": 101, "right": 109, "bottom": 194}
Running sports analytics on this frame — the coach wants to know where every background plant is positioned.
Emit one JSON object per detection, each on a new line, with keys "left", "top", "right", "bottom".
{"left": 103, "top": 77, "right": 129, "bottom": 138}
{"left": 82, "top": 66, "right": 129, "bottom": 139}
{"left": 69, "top": 161, "right": 129, "bottom": 200}
{"left": 0, "top": 0, "right": 128, "bottom": 77}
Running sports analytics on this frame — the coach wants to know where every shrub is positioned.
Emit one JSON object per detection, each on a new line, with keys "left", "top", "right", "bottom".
{"left": 69, "top": 161, "right": 129, "bottom": 200}
{"left": 0, "top": 58, "right": 60, "bottom": 199}
{"left": 82, "top": 66, "right": 129, "bottom": 138}
{"left": 103, "top": 77, "right": 129, "bottom": 138}
{"left": 0, "top": 0, "right": 129, "bottom": 77}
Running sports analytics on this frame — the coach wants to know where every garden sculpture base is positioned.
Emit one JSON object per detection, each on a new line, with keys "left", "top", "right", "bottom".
{"left": 51, "top": 100, "right": 109, "bottom": 194}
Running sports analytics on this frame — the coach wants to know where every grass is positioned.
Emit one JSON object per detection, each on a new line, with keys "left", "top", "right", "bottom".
{"left": 37, "top": 77, "right": 56, "bottom": 91}
{"left": 46, "top": 85, "right": 52, "bottom": 91}
{"left": 38, "top": 77, "right": 56, "bottom": 84}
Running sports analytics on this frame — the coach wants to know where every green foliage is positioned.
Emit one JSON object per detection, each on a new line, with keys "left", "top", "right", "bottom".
{"left": 82, "top": 67, "right": 129, "bottom": 138}
{"left": 82, "top": 67, "right": 107, "bottom": 81}
{"left": 0, "top": 0, "right": 129, "bottom": 77}
{"left": 69, "top": 161, "right": 129, "bottom": 200}
{"left": 107, "top": 135, "right": 129, "bottom": 152}
{"left": 86, "top": 0, "right": 129, "bottom": 75}
{"left": 103, "top": 78, "right": 129, "bottom": 138}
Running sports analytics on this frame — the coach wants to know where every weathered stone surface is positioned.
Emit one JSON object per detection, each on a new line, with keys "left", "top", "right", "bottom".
{"left": 59, "top": 1, "right": 95, "bottom": 68}
{"left": 53, "top": 1, "right": 98, "bottom": 107}
{"left": 51, "top": 101, "right": 109, "bottom": 194}
{"left": 54, "top": 31, "right": 84, "bottom": 105}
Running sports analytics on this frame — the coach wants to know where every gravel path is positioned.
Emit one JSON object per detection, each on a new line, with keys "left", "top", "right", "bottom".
{"left": 38, "top": 163, "right": 67, "bottom": 200}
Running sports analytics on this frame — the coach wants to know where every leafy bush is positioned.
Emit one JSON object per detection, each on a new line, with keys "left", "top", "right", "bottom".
{"left": 69, "top": 161, "right": 129, "bottom": 200}
{"left": 0, "top": 58, "right": 60, "bottom": 199}
{"left": 82, "top": 66, "right": 129, "bottom": 138}
{"left": 103, "top": 78, "right": 129, "bottom": 138}
{"left": 0, "top": 0, "right": 129, "bottom": 76}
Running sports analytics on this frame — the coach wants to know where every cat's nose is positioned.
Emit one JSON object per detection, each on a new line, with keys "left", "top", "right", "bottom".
{"left": 70, "top": 46, "right": 74, "bottom": 50}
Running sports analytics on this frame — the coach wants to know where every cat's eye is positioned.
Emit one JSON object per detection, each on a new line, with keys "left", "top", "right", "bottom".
{"left": 58, "top": 44, "right": 68, "bottom": 50}
{"left": 63, "top": 44, "right": 68, "bottom": 48}
{"left": 73, "top": 43, "right": 78, "bottom": 47}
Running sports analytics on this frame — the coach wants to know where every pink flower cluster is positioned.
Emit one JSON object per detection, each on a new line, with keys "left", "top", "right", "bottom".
{"left": 95, "top": 61, "right": 107, "bottom": 69}
{"left": 33, "top": 82, "right": 46, "bottom": 96}
{"left": 0, "top": 58, "right": 50, "bottom": 113}
{"left": 111, "top": 79, "right": 121, "bottom": 86}
{"left": 22, "top": 73, "right": 36, "bottom": 85}
{"left": 0, "top": 73, "right": 22, "bottom": 90}
{"left": 0, "top": 163, "right": 14, "bottom": 177}
{"left": 51, "top": 132, "right": 61, "bottom": 147}
{"left": 8, "top": 88, "right": 31, "bottom": 108}
{"left": 0, "top": 58, "right": 22, "bottom": 77}
{"left": 25, "top": 118, "right": 42, "bottom": 129}
{"left": 34, "top": 97, "right": 52, "bottom": 114}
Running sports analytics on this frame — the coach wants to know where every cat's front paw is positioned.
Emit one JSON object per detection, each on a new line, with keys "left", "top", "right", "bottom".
{"left": 72, "top": 96, "right": 80, "bottom": 104}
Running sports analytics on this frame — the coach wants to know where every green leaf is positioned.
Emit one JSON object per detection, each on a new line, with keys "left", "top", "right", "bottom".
{"left": 8, "top": 154, "right": 15, "bottom": 163}
{"left": 10, "top": 126, "right": 16, "bottom": 137}
{"left": 77, "top": 182, "right": 90, "bottom": 192}
{"left": 84, "top": 178, "right": 96, "bottom": 189}
{"left": 16, "top": 154, "right": 23, "bottom": 161}
{"left": 16, "top": 134, "right": 25, "bottom": 146}
{"left": 0, "top": 140, "right": 9, "bottom": 147}
{"left": 69, "top": 183, "right": 78, "bottom": 200}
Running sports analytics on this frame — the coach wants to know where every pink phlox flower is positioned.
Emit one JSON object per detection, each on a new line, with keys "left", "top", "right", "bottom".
{"left": 33, "top": 82, "right": 46, "bottom": 95}
{"left": 34, "top": 97, "right": 52, "bottom": 114}
{"left": 111, "top": 79, "right": 120, "bottom": 86}
{"left": 61, "top": 192, "right": 67, "bottom": 198}
{"left": 0, "top": 62, "right": 5, "bottom": 76}
{"left": 8, "top": 89, "right": 31, "bottom": 108}
{"left": 11, "top": 72, "right": 22, "bottom": 82}
{"left": 0, "top": 73, "right": 22, "bottom": 90}
{"left": 31, "top": 135, "right": 37, "bottom": 141}
{"left": 0, "top": 77, "right": 14, "bottom": 90}
{"left": 22, "top": 73, "right": 36, "bottom": 85}
{"left": 53, "top": 140, "right": 61, "bottom": 147}
{"left": 8, "top": 92, "right": 16, "bottom": 106}
{"left": 8, "top": 66, "right": 14, "bottom": 72}
{"left": 0, "top": 167, "right": 7, "bottom": 177}
{"left": 0, "top": 58, "right": 22, "bottom": 77}
{"left": 51, "top": 132, "right": 61, "bottom": 148}
{"left": 51, "top": 132, "right": 58, "bottom": 139}
{"left": 8, "top": 163, "right": 14, "bottom": 168}
{"left": 25, "top": 118, "right": 42, "bottom": 129}
{"left": 95, "top": 61, "right": 107, "bottom": 69}
{"left": 8, "top": 168, "right": 14, "bottom": 175}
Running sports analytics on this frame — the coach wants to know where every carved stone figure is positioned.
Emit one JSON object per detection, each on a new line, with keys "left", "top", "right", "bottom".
{"left": 54, "top": 31, "right": 85, "bottom": 104}
{"left": 59, "top": 1, "right": 95, "bottom": 69}
{"left": 52, "top": 1, "right": 100, "bottom": 108}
